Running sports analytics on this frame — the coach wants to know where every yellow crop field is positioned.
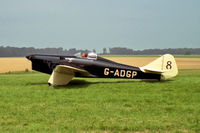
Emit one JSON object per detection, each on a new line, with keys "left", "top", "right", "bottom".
{"left": 0, "top": 57, "right": 31, "bottom": 73}
{"left": 0, "top": 57, "right": 200, "bottom": 73}
{"left": 107, "top": 57, "right": 200, "bottom": 69}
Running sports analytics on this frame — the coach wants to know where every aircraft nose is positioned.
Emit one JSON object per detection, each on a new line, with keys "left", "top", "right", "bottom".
{"left": 26, "top": 55, "right": 33, "bottom": 60}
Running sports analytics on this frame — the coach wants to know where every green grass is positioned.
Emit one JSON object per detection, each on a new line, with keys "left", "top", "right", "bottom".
{"left": 102, "top": 55, "right": 200, "bottom": 58}
{"left": 174, "top": 55, "right": 200, "bottom": 58}
{"left": 0, "top": 70, "right": 200, "bottom": 132}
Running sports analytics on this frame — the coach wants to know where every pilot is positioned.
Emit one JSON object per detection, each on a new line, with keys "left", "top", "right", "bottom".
{"left": 81, "top": 52, "right": 88, "bottom": 58}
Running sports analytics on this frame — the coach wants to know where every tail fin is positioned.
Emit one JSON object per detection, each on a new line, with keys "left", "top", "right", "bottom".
{"left": 140, "top": 54, "right": 178, "bottom": 80}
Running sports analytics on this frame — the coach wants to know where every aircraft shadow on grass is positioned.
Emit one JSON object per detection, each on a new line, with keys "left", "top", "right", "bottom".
{"left": 29, "top": 79, "right": 172, "bottom": 89}
{"left": 29, "top": 79, "right": 134, "bottom": 89}
{"left": 66, "top": 79, "right": 134, "bottom": 89}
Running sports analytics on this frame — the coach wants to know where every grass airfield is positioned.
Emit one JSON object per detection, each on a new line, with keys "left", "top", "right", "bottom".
{"left": 0, "top": 70, "right": 200, "bottom": 132}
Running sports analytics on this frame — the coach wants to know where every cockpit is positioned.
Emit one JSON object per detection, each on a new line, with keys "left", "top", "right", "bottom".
{"left": 87, "top": 52, "right": 97, "bottom": 60}
{"left": 75, "top": 52, "right": 97, "bottom": 60}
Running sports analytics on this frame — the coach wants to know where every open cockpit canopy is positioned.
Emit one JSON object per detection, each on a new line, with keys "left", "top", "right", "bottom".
{"left": 74, "top": 52, "right": 97, "bottom": 60}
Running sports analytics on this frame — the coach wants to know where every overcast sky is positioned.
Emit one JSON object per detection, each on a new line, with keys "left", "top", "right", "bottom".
{"left": 0, "top": 0, "right": 199, "bottom": 52}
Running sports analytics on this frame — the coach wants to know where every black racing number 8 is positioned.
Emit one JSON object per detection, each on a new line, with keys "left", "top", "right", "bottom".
{"left": 166, "top": 61, "right": 172, "bottom": 69}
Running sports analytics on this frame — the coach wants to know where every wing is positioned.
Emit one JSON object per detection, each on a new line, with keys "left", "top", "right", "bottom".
{"left": 48, "top": 65, "right": 91, "bottom": 86}
{"left": 54, "top": 65, "right": 91, "bottom": 77}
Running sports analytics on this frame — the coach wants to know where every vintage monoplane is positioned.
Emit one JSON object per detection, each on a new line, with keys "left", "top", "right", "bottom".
{"left": 26, "top": 53, "right": 178, "bottom": 86}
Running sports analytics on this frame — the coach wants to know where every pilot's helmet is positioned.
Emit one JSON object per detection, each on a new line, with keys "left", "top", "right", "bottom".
{"left": 87, "top": 52, "right": 97, "bottom": 60}
{"left": 81, "top": 52, "right": 88, "bottom": 58}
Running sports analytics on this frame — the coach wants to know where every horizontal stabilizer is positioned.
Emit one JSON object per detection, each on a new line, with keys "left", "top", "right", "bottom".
{"left": 140, "top": 67, "right": 167, "bottom": 74}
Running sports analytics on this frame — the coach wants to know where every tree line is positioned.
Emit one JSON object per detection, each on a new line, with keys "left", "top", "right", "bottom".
{"left": 107, "top": 47, "right": 200, "bottom": 55}
{"left": 0, "top": 46, "right": 90, "bottom": 57}
{"left": 0, "top": 46, "right": 199, "bottom": 57}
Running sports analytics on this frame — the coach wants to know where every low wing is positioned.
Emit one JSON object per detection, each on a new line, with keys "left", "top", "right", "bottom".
{"left": 54, "top": 65, "right": 91, "bottom": 77}
{"left": 140, "top": 67, "right": 167, "bottom": 74}
{"left": 48, "top": 65, "right": 91, "bottom": 86}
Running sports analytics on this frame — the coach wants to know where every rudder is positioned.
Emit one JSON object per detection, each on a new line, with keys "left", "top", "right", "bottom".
{"left": 140, "top": 54, "right": 178, "bottom": 80}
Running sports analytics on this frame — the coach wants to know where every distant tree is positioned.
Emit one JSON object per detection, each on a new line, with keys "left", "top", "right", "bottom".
{"left": 109, "top": 47, "right": 134, "bottom": 55}
{"left": 68, "top": 48, "right": 77, "bottom": 55}
{"left": 92, "top": 49, "right": 96, "bottom": 53}
{"left": 103, "top": 48, "right": 107, "bottom": 54}
{"left": 184, "top": 51, "right": 192, "bottom": 55}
